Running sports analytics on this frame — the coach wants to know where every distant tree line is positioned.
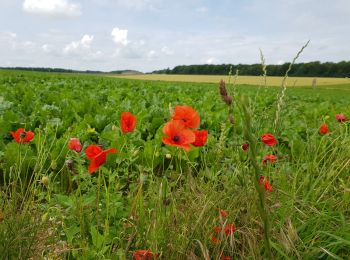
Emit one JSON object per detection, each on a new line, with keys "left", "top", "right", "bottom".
{"left": 152, "top": 61, "right": 350, "bottom": 77}
{"left": 0, "top": 67, "right": 142, "bottom": 75}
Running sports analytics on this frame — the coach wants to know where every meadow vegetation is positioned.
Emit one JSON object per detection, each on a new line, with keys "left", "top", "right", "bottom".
{"left": 0, "top": 69, "right": 349, "bottom": 259}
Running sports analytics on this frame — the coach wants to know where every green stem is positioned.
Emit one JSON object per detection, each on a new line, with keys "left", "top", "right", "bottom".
{"left": 240, "top": 96, "right": 272, "bottom": 259}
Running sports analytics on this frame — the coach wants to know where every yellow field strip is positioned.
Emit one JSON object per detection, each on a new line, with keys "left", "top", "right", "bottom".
{"left": 110, "top": 74, "right": 350, "bottom": 87}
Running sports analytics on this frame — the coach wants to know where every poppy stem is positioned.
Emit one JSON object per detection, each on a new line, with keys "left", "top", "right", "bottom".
{"left": 240, "top": 96, "right": 272, "bottom": 259}
{"left": 96, "top": 168, "right": 101, "bottom": 229}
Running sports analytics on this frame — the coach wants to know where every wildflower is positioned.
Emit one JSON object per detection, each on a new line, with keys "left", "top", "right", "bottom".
{"left": 171, "top": 105, "right": 200, "bottom": 129}
{"left": 68, "top": 138, "right": 82, "bottom": 152}
{"left": 215, "top": 224, "right": 236, "bottom": 236}
{"left": 133, "top": 250, "right": 157, "bottom": 260}
{"left": 319, "top": 123, "right": 329, "bottom": 135}
{"left": 336, "top": 114, "right": 346, "bottom": 122}
{"left": 259, "top": 176, "right": 273, "bottom": 192}
{"left": 217, "top": 208, "right": 229, "bottom": 218}
{"left": 211, "top": 235, "right": 220, "bottom": 245}
{"left": 224, "top": 223, "right": 236, "bottom": 236}
{"left": 261, "top": 133, "right": 278, "bottom": 146}
{"left": 192, "top": 130, "right": 208, "bottom": 147}
{"left": 220, "top": 254, "right": 232, "bottom": 260}
{"left": 121, "top": 112, "right": 137, "bottom": 134}
{"left": 85, "top": 145, "right": 117, "bottom": 174}
{"left": 262, "top": 154, "right": 277, "bottom": 165}
{"left": 162, "top": 120, "right": 195, "bottom": 151}
{"left": 165, "top": 153, "right": 172, "bottom": 159}
{"left": 215, "top": 226, "right": 222, "bottom": 234}
{"left": 11, "top": 128, "right": 34, "bottom": 144}
{"left": 241, "top": 142, "right": 249, "bottom": 151}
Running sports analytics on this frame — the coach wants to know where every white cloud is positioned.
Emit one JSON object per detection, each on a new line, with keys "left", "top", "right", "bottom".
{"left": 63, "top": 34, "right": 94, "bottom": 55}
{"left": 205, "top": 57, "right": 220, "bottom": 64}
{"left": 23, "top": 0, "right": 81, "bottom": 17}
{"left": 111, "top": 27, "right": 128, "bottom": 46}
{"left": 147, "top": 50, "right": 156, "bottom": 59}
{"left": 161, "top": 46, "right": 174, "bottom": 55}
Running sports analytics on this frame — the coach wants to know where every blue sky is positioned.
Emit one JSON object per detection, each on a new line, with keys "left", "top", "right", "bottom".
{"left": 0, "top": 0, "right": 349, "bottom": 72}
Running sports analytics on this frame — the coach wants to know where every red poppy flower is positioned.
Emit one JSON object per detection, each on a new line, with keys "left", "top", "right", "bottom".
{"left": 319, "top": 123, "right": 329, "bottom": 135}
{"left": 224, "top": 223, "right": 236, "bottom": 236}
{"left": 211, "top": 235, "right": 220, "bottom": 245}
{"left": 261, "top": 133, "right": 278, "bottom": 146}
{"left": 85, "top": 145, "right": 117, "bottom": 174}
{"left": 192, "top": 130, "right": 208, "bottom": 147}
{"left": 215, "top": 226, "right": 222, "bottom": 234}
{"left": 162, "top": 120, "right": 195, "bottom": 151}
{"left": 217, "top": 208, "right": 229, "bottom": 218}
{"left": 336, "top": 114, "right": 346, "bottom": 122}
{"left": 221, "top": 255, "right": 232, "bottom": 260}
{"left": 259, "top": 176, "right": 273, "bottom": 192}
{"left": 133, "top": 250, "right": 157, "bottom": 260}
{"left": 262, "top": 154, "right": 277, "bottom": 165}
{"left": 171, "top": 105, "right": 200, "bottom": 129}
{"left": 11, "top": 128, "right": 34, "bottom": 144}
{"left": 121, "top": 112, "right": 137, "bottom": 134}
{"left": 68, "top": 138, "right": 82, "bottom": 152}
{"left": 241, "top": 143, "right": 249, "bottom": 151}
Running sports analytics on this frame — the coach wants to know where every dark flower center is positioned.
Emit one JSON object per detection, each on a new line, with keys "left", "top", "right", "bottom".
{"left": 172, "top": 135, "right": 180, "bottom": 143}
{"left": 20, "top": 131, "right": 27, "bottom": 139}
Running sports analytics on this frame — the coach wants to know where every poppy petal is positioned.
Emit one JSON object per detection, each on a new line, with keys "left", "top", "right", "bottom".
{"left": 85, "top": 145, "right": 103, "bottom": 160}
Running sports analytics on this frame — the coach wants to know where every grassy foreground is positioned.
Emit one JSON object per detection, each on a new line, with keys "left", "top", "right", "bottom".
{"left": 110, "top": 73, "right": 350, "bottom": 87}
{"left": 0, "top": 70, "right": 349, "bottom": 259}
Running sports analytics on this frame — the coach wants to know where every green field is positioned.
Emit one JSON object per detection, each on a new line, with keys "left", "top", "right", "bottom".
{"left": 111, "top": 73, "right": 350, "bottom": 87}
{"left": 0, "top": 70, "right": 349, "bottom": 259}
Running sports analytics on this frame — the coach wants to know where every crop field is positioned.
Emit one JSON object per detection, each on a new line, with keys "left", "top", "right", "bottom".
{"left": 111, "top": 73, "right": 350, "bottom": 87}
{"left": 0, "top": 70, "right": 349, "bottom": 259}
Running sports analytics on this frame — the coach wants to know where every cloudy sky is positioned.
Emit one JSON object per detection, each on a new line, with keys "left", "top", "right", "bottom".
{"left": 0, "top": 0, "right": 349, "bottom": 72}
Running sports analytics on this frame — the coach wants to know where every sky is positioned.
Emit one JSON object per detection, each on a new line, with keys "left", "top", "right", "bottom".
{"left": 0, "top": 0, "right": 349, "bottom": 72}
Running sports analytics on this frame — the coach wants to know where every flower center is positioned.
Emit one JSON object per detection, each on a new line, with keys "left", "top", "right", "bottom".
{"left": 172, "top": 135, "right": 180, "bottom": 143}
{"left": 20, "top": 131, "right": 27, "bottom": 139}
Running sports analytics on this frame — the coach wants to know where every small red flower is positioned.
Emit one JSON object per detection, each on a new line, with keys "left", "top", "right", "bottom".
{"left": 121, "top": 112, "right": 137, "bottom": 134}
{"left": 162, "top": 120, "right": 195, "bottom": 151}
{"left": 241, "top": 143, "right": 249, "bottom": 151}
{"left": 262, "top": 154, "right": 277, "bottom": 165}
{"left": 259, "top": 176, "right": 273, "bottom": 192}
{"left": 192, "top": 130, "right": 208, "bottom": 147}
{"left": 261, "top": 133, "right": 278, "bottom": 146}
{"left": 133, "top": 250, "right": 158, "bottom": 260}
{"left": 319, "top": 123, "right": 329, "bottom": 135}
{"left": 217, "top": 208, "right": 229, "bottom": 218}
{"left": 85, "top": 145, "right": 117, "bottom": 174}
{"left": 11, "top": 128, "right": 34, "bottom": 144}
{"left": 336, "top": 114, "right": 346, "bottom": 122}
{"left": 224, "top": 223, "right": 236, "bottom": 236}
{"left": 220, "top": 255, "right": 232, "bottom": 260}
{"left": 211, "top": 235, "right": 220, "bottom": 245}
{"left": 214, "top": 226, "right": 221, "bottom": 234}
{"left": 68, "top": 138, "right": 82, "bottom": 152}
{"left": 171, "top": 105, "right": 200, "bottom": 129}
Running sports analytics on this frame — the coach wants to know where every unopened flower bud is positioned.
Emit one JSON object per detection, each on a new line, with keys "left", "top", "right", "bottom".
{"left": 165, "top": 153, "right": 172, "bottom": 159}
{"left": 65, "top": 159, "right": 74, "bottom": 172}
{"left": 41, "top": 176, "right": 49, "bottom": 186}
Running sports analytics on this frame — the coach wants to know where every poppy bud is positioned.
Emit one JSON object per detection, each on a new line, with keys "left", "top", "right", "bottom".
{"left": 241, "top": 143, "right": 249, "bottom": 151}
{"left": 41, "top": 176, "right": 49, "bottom": 186}
{"left": 165, "top": 153, "right": 172, "bottom": 159}
{"left": 65, "top": 159, "right": 74, "bottom": 172}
